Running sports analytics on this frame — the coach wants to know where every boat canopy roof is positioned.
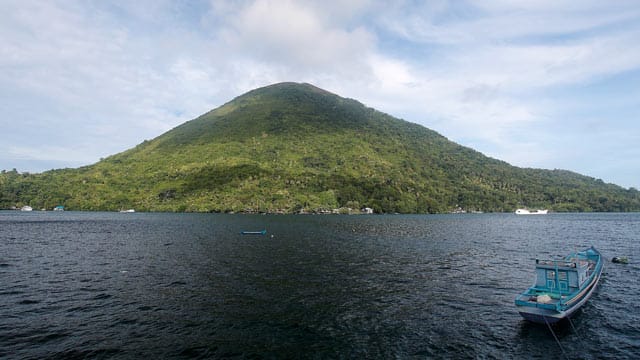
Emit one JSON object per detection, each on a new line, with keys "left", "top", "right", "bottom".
{"left": 536, "top": 259, "right": 588, "bottom": 270}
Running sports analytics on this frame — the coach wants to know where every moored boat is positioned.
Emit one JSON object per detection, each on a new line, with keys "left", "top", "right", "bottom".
{"left": 240, "top": 230, "right": 267, "bottom": 235}
{"left": 515, "top": 246, "right": 603, "bottom": 324}
{"left": 20, "top": 205, "right": 33, "bottom": 212}
{"left": 515, "top": 209, "right": 548, "bottom": 215}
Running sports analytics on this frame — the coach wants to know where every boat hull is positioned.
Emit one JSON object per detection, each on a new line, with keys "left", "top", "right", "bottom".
{"left": 518, "top": 310, "right": 564, "bottom": 324}
{"left": 515, "top": 209, "right": 548, "bottom": 215}
{"left": 240, "top": 230, "right": 267, "bottom": 235}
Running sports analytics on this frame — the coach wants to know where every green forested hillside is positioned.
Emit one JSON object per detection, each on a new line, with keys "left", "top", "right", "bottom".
{"left": 2, "top": 82, "right": 639, "bottom": 213}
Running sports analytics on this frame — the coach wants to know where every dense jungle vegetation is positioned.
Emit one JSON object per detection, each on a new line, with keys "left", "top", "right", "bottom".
{"left": 2, "top": 82, "right": 639, "bottom": 213}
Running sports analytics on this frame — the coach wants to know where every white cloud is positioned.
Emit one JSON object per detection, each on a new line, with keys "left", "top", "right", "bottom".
{"left": 0, "top": 0, "right": 225, "bottom": 162}
{"left": 7, "top": 145, "right": 95, "bottom": 163}
{"left": 368, "top": 55, "right": 416, "bottom": 92}
{"left": 212, "top": 0, "right": 377, "bottom": 85}
{"left": 358, "top": 1, "right": 640, "bottom": 174}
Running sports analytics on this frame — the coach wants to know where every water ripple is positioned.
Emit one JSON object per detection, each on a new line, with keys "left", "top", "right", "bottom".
{"left": 0, "top": 211, "right": 638, "bottom": 358}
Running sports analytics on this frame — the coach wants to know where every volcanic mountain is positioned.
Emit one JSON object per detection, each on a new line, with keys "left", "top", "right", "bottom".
{"left": 1, "top": 82, "right": 638, "bottom": 213}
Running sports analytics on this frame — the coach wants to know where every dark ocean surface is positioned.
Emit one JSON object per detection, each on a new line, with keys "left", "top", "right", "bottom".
{"left": 1, "top": 211, "right": 638, "bottom": 359}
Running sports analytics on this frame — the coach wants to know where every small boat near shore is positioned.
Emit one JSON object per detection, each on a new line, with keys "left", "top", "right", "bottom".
{"left": 515, "top": 209, "right": 548, "bottom": 215}
{"left": 20, "top": 206, "right": 33, "bottom": 212}
{"left": 515, "top": 246, "right": 603, "bottom": 324}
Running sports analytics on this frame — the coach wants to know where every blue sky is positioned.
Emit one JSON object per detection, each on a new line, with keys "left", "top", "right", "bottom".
{"left": 2, "top": 0, "right": 639, "bottom": 189}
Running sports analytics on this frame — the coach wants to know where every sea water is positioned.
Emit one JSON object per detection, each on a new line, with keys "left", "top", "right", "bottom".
{"left": 1, "top": 211, "right": 639, "bottom": 358}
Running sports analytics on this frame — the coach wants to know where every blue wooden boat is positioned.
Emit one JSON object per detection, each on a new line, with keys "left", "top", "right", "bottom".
{"left": 515, "top": 246, "right": 603, "bottom": 324}
{"left": 240, "top": 230, "right": 267, "bottom": 235}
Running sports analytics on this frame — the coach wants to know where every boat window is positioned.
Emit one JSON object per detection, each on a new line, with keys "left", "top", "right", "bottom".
{"left": 558, "top": 271, "right": 567, "bottom": 281}
{"left": 546, "top": 270, "right": 556, "bottom": 279}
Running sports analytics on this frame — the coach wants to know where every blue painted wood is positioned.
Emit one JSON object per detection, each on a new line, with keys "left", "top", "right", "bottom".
{"left": 515, "top": 246, "right": 603, "bottom": 324}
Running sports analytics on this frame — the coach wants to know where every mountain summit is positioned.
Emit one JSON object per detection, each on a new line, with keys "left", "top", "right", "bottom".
{"left": 2, "top": 82, "right": 639, "bottom": 213}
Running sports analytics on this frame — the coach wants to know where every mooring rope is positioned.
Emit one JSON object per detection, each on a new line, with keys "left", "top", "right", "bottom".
{"left": 567, "top": 316, "right": 588, "bottom": 350}
{"left": 544, "top": 316, "right": 569, "bottom": 360}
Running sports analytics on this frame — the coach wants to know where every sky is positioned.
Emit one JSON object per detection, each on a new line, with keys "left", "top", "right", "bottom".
{"left": 1, "top": 0, "right": 639, "bottom": 189}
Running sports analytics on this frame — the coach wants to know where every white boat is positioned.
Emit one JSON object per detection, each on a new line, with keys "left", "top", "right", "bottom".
{"left": 20, "top": 206, "right": 33, "bottom": 212}
{"left": 119, "top": 209, "right": 135, "bottom": 213}
{"left": 515, "top": 209, "right": 548, "bottom": 215}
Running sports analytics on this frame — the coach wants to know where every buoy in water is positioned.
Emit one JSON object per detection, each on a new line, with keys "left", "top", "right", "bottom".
{"left": 612, "top": 256, "right": 629, "bottom": 264}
